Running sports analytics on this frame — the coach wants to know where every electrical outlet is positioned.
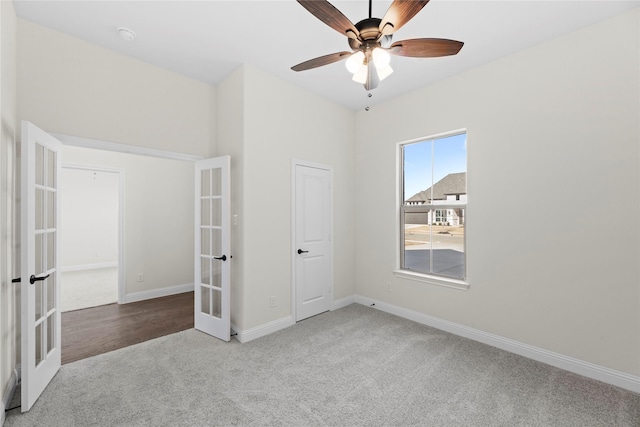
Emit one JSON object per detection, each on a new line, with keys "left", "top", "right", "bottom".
{"left": 137, "top": 274, "right": 144, "bottom": 282}
{"left": 386, "top": 283, "right": 391, "bottom": 292}
{"left": 270, "top": 296, "right": 276, "bottom": 308}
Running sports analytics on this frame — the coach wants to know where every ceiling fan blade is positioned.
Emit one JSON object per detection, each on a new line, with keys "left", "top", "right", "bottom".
{"left": 379, "top": 0, "right": 429, "bottom": 36}
{"left": 297, "top": 0, "right": 359, "bottom": 38}
{"left": 291, "top": 51, "right": 352, "bottom": 72}
{"left": 389, "top": 38, "right": 464, "bottom": 58}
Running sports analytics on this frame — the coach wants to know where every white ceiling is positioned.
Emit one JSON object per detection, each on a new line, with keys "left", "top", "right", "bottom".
{"left": 12, "top": 1, "right": 638, "bottom": 111}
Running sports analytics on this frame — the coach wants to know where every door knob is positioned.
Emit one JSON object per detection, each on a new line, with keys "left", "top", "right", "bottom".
{"left": 30, "top": 274, "right": 50, "bottom": 285}
{"left": 213, "top": 255, "right": 227, "bottom": 261}
{"left": 297, "top": 249, "right": 309, "bottom": 254}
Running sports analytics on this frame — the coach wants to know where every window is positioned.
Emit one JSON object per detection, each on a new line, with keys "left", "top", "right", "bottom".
{"left": 400, "top": 131, "right": 466, "bottom": 281}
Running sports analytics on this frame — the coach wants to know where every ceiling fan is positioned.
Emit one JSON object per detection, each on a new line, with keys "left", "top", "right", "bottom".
{"left": 291, "top": 0, "right": 464, "bottom": 91}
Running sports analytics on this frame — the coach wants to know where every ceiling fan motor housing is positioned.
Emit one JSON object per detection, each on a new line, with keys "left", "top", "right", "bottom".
{"left": 349, "top": 18, "right": 393, "bottom": 51}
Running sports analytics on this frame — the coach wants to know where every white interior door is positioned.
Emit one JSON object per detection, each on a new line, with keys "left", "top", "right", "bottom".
{"left": 20, "top": 121, "right": 62, "bottom": 412}
{"left": 195, "top": 156, "right": 230, "bottom": 341}
{"left": 294, "top": 162, "right": 332, "bottom": 321}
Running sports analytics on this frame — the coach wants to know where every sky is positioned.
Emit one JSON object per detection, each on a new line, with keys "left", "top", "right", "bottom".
{"left": 403, "top": 133, "right": 466, "bottom": 201}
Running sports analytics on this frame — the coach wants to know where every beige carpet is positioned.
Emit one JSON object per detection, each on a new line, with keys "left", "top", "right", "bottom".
{"left": 5, "top": 304, "right": 639, "bottom": 426}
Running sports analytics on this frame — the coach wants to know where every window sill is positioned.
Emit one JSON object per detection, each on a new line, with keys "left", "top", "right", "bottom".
{"left": 392, "top": 270, "right": 469, "bottom": 291}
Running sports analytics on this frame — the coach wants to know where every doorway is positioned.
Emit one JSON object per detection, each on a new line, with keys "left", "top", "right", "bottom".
{"left": 292, "top": 160, "right": 333, "bottom": 321}
{"left": 59, "top": 166, "right": 122, "bottom": 312}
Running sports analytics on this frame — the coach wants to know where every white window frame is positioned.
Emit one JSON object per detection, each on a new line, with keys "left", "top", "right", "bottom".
{"left": 394, "top": 129, "right": 469, "bottom": 290}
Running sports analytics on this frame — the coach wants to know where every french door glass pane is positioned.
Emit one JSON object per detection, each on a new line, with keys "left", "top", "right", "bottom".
{"left": 35, "top": 323, "right": 43, "bottom": 366}
{"left": 201, "top": 170, "right": 211, "bottom": 197}
{"left": 47, "top": 232, "right": 55, "bottom": 271}
{"left": 201, "top": 199, "right": 211, "bottom": 226}
{"left": 35, "top": 189, "right": 44, "bottom": 230}
{"left": 211, "top": 168, "right": 221, "bottom": 196}
{"left": 201, "top": 228, "right": 211, "bottom": 256}
{"left": 35, "top": 280, "right": 43, "bottom": 321}
{"left": 201, "top": 285, "right": 211, "bottom": 315}
{"left": 212, "top": 229, "right": 221, "bottom": 257}
{"left": 201, "top": 257, "right": 211, "bottom": 286}
{"left": 47, "top": 191, "right": 56, "bottom": 228}
{"left": 211, "top": 289, "right": 221, "bottom": 318}
{"left": 36, "top": 144, "right": 44, "bottom": 186}
{"left": 211, "top": 262, "right": 222, "bottom": 287}
{"left": 211, "top": 198, "right": 221, "bottom": 227}
{"left": 47, "top": 275, "right": 55, "bottom": 312}
{"left": 35, "top": 233, "right": 44, "bottom": 275}
{"left": 47, "top": 149, "right": 56, "bottom": 188}
{"left": 46, "top": 315, "right": 55, "bottom": 353}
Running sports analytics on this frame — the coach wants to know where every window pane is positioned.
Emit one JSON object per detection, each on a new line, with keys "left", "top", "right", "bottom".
{"left": 403, "top": 209, "right": 465, "bottom": 279}
{"left": 432, "top": 208, "right": 465, "bottom": 279}
{"left": 403, "top": 140, "right": 432, "bottom": 204}
{"left": 401, "top": 132, "right": 467, "bottom": 281}
{"left": 433, "top": 133, "right": 467, "bottom": 201}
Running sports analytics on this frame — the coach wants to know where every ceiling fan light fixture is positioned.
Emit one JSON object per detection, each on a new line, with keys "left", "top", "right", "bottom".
{"left": 345, "top": 51, "right": 365, "bottom": 73}
{"left": 376, "top": 64, "right": 393, "bottom": 81}
{"left": 352, "top": 64, "right": 368, "bottom": 84}
{"left": 372, "top": 48, "right": 390, "bottom": 68}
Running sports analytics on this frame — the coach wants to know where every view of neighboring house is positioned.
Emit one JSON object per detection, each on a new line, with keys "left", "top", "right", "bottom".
{"left": 405, "top": 172, "right": 466, "bottom": 226}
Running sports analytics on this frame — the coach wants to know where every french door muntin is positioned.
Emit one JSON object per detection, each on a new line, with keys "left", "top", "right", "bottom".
{"left": 21, "top": 121, "right": 62, "bottom": 412}
{"left": 194, "top": 156, "right": 230, "bottom": 341}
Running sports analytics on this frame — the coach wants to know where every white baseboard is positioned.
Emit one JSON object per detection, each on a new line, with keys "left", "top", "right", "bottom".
{"left": 332, "top": 295, "right": 355, "bottom": 311}
{"left": 121, "top": 283, "right": 194, "bottom": 304}
{"left": 354, "top": 295, "right": 640, "bottom": 394}
{"left": 231, "top": 316, "right": 295, "bottom": 344}
{"left": 1, "top": 366, "right": 20, "bottom": 424}
{"left": 60, "top": 261, "right": 118, "bottom": 272}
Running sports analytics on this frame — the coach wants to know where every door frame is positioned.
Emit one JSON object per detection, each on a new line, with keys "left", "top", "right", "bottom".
{"left": 60, "top": 164, "right": 125, "bottom": 305}
{"left": 51, "top": 133, "right": 203, "bottom": 306}
{"left": 291, "top": 159, "right": 334, "bottom": 322}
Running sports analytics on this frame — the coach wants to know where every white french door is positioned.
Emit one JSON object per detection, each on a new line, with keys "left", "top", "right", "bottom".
{"left": 293, "top": 162, "right": 333, "bottom": 321}
{"left": 194, "top": 156, "right": 230, "bottom": 341}
{"left": 20, "top": 121, "right": 62, "bottom": 411}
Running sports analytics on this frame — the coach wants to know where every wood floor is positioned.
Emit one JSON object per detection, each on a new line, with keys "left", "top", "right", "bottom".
{"left": 62, "top": 291, "right": 194, "bottom": 364}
